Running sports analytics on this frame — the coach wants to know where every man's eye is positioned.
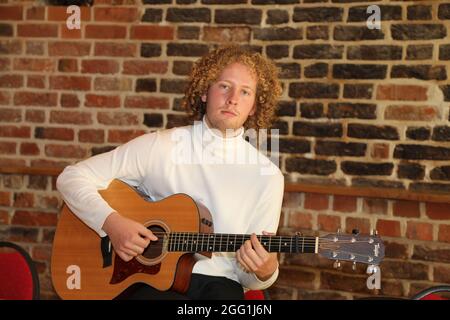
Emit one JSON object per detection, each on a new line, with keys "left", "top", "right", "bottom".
{"left": 219, "top": 84, "right": 229, "bottom": 89}
{"left": 242, "top": 90, "right": 250, "bottom": 96}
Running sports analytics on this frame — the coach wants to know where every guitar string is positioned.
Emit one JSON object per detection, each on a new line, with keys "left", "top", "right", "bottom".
{"left": 147, "top": 232, "right": 376, "bottom": 243}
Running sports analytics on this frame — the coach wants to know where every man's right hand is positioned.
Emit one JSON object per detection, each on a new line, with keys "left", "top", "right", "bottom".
{"left": 102, "top": 212, "right": 158, "bottom": 262}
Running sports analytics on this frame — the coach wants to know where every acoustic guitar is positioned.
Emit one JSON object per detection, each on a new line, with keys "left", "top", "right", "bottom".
{"left": 51, "top": 179, "right": 384, "bottom": 299}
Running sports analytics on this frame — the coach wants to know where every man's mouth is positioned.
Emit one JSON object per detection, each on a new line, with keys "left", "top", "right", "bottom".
{"left": 221, "top": 110, "right": 237, "bottom": 117}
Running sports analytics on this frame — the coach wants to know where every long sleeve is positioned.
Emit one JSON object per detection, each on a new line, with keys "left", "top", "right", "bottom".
{"left": 235, "top": 171, "right": 285, "bottom": 290}
{"left": 56, "top": 132, "right": 157, "bottom": 237}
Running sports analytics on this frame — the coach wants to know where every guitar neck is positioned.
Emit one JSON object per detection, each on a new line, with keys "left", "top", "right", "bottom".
{"left": 167, "top": 233, "right": 318, "bottom": 254}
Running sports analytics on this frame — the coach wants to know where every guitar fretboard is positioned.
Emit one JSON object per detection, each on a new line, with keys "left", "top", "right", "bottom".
{"left": 167, "top": 233, "right": 317, "bottom": 253}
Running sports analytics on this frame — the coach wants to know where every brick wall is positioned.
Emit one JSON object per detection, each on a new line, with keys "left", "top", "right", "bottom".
{"left": 0, "top": 0, "right": 449, "bottom": 299}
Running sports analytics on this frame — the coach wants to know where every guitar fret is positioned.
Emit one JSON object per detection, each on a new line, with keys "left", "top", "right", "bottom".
{"left": 290, "top": 236, "right": 293, "bottom": 253}
{"left": 302, "top": 237, "right": 305, "bottom": 253}
{"left": 212, "top": 234, "right": 216, "bottom": 251}
{"left": 195, "top": 233, "right": 199, "bottom": 252}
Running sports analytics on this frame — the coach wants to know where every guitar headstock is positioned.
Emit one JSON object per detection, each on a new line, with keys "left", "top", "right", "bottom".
{"left": 319, "top": 230, "right": 384, "bottom": 267}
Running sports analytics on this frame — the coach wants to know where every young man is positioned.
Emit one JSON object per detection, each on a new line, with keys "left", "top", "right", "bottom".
{"left": 56, "top": 45, "right": 284, "bottom": 299}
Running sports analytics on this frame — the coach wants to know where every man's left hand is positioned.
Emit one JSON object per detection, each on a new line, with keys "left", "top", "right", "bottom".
{"left": 236, "top": 231, "right": 278, "bottom": 281}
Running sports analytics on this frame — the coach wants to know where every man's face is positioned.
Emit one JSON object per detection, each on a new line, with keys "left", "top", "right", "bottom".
{"left": 202, "top": 62, "right": 257, "bottom": 136}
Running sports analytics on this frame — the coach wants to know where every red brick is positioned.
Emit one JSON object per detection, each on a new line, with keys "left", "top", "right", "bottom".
{"left": 0, "top": 191, "right": 11, "bottom": 206}
{"left": 282, "top": 192, "right": 302, "bottom": 208}
{"left": 371, "top": 143, "right": 389, "bottom": 159}
{"left": 12, "top": 210, "right": 58, "bottom": 226}
{"left": 35, "top": 195, "right": 60, "bottom": 210}
{"left": 48, "top": 41, "right": 91, "bottom": 56}
{"left": 27, "top": 75, "right": 46, "bottom": 89}
{"left": 98, "top": 112, "right": 139, "bottom": 126}
{"left": 393, "top": 200, "right": 420, "bottom": 218}
{"left": 50, "top": 111, "right": 92, "bottom": 125}
{"left": 0, "top": 158, "right": 26, "bottom": 167}
{"left": 25, "top": 41, "right": 44, "bottom": 55}
{"left": 81, "top": 59, "right": 119, "bottom": 74}
{"left": 45, "top": 144, "right": 87, "bottom": 159}
{"left": 94, "top": 7, "right": 138, "bottom": 22}
{"left": 31, "top": 245, "right": 52, "bottom": 261}
{"left": 406, "top": 221, "right": 433, "bottom": 241}
{"left": 288, "top": 211, "right": 313, "bottom": 229}
{"left": 60, "top": 93, "right": 80, "bottom": 108}
{"left": 345, "top": 217, "right": 370, "bottom": 234}
{"left": 362, "top": 198, "right": 388, "bottom": 215}
{"left": 0, "top": 58, "right": 10, "bottom": 71}
{"left": 0, "top": 126, "right": 30, "bottom": 138}
{"left": 25, "top": 110, "right": 45, "bottom": 123}
{"left": 438, "top": 225, "right": 450, "bottom": 243}
{"left": 26, "top": 7, "right": 45, "bottom": 20}
{"left": 79, "top": 129, "right": 104, "bottom": 143}
{"left": 13, "top": 58, "right": 55, "bottom": 72}
{"left": 61, "top": 25, "right": 81, "bottom": 39}
{"left": 17, "top": 24, "right": 58, "bottom": 38}
{"left": 108, "top": 129, "right": 146, "bottom": 143}
{"left": 49, "top": 76, "right": 90, "bottom": 91}
{"left": 94, "top": 77, "right": 132, "bottom": 91}
{"left": 433, "top": 265, "right": 450, "bottom": 283}
{"left": 13, "top": 192, "right": 34, "bottom": 208}
{"left": 124, "top": 96, "right": 169, "bottom": 109}
{"left": 20, "top": 142, "right": 40, "bottom": 156}
{"left": 0, "top": 210, "right": 9, "bottom": 224}
{"left": 376, "top": 219, "right": 401, "bottom": 237}
{"left": 333, "top": 195, "right": 357, "bottom": 212}
{"left": 203, "top": 27, "right": 251, "bottom": 42}
{"left": 58, "top": 59, "right": 78, "bottom": 72}
{"left": 0, "top": 6, "right": 23, "bottom": 20}
{"left": 14, "top": 92, "right": 57, "bottom": 107}
{"left": 85, "top": 25, "right": 126, "bottom": 39}
{"left": 85, "top": 94, "right": 120, "bottom": 108}
{"left": 304, "top": 193, "right": 329, "bottom": 211}
{"left": 0, "top": 39, "right": 22, "bottom": 54}
{"left": 318, "top": 214, "right": 341, "bottom": 232}
{"left": 0, "top": 91, "right": 11, "bottom": 105}
{"left": 130, "top": 26, "right": 174, "bottom": 40}
{"left": 426, "top": 203, "right": 450, "bottom": 220}
{"left": 0, "top": 141, "right": 16, "bottom": 155}
{"left": 381, "top": 260, "right": 429, "bottom": 281}
{"left": 385, "top": 105, "right": 441, "bottom": 121}
{"left": 94, "top": 43, "right": 137, "bottom": 57}
{"left": 0, "top": 75, "right": 23, "bottom": 88}
{"left": 376, "top": 84, "right": 428, "bottom": 101}
{"left": 123, "top": 61, "right": 168, "bottom": 75}
{"left": 48, "top": 6, "right": 91, "bottom": 21}
{"left": 0, "top": 109, "right": 21, "bottom": 122}
{"left": 277, "top": 267, "right": 316, "bottom": 289}
{"left": 36, "top": 127, "right": 74, "bottom": 141}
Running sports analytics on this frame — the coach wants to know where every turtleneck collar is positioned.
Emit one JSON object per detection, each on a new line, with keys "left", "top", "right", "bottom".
{"left": 189, "top": 115, "right": 245, "bottom": 161}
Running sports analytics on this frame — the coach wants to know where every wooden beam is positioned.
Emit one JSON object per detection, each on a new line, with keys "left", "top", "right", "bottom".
{"left": 0, "top": 166, "right": 448, "bottom": 203}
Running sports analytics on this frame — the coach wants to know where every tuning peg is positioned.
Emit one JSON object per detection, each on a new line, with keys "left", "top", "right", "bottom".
{"left": 370, "top": 229, "right": 379, "bottom": 236}
{"left": 333, "top": 260, "right": 341, "bottom": 269}
{"left": 337, "top": 228, "right": 341, "bottom": 234}
{"left": 352, "top": 261, "right": 357, "bottom": 271}
{"left": 352, "top": 228, "right": 359, "bottom": 235}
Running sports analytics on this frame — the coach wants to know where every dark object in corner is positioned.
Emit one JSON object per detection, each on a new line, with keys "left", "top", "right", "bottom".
{"left": 46, "top": 0, "right": 94, "bottom": 6}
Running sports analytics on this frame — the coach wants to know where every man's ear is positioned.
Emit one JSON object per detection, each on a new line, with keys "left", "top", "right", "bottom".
{"left": 201, "top": 94, "right": 207, "bottom": 103}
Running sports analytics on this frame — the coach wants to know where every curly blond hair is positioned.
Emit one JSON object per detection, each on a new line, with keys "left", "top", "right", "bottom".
{"left": 182, "top": 45, "right": 283, "bottom": 131}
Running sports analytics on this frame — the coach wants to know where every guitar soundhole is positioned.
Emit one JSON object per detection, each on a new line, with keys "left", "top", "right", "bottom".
{"left": 141, "top": 225, "right": 166, "bottom": 260}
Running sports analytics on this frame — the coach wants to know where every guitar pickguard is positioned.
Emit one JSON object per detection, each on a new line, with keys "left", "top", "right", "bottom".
{"left": 110, "top": 255, "right": 161, "bottom": 284}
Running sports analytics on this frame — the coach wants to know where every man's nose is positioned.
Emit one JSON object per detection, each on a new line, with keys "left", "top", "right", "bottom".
{"left": 227, "top": 89, "right": 239, "bottom": 105}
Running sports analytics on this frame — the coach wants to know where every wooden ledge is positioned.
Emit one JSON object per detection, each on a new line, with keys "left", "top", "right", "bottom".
{"left": 1, "top": 166, "right": 449, "bottom": 203}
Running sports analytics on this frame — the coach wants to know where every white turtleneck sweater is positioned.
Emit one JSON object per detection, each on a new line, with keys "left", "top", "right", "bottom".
{"left": 56, "top": 116, "right": 285, "bottom": 290}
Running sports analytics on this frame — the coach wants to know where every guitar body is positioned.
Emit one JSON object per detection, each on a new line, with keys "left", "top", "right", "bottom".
{"left": 51, "top": 179, "right": 213, "bottom": 300}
